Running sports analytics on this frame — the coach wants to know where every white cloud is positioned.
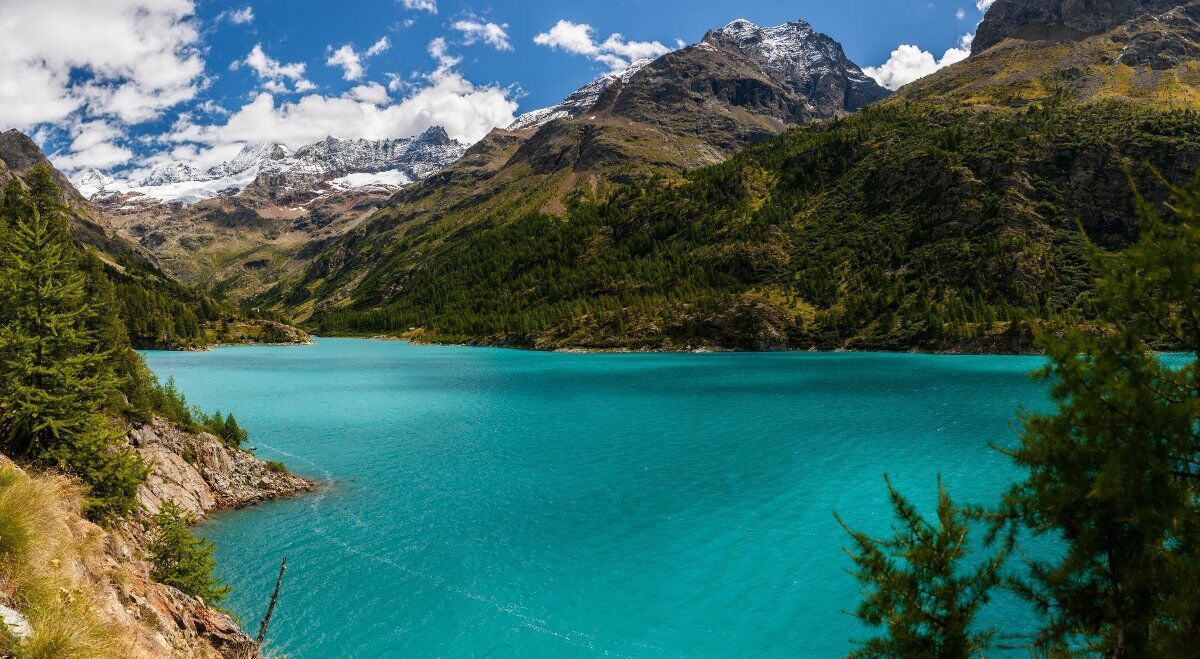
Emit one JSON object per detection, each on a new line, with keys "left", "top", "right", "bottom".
{"left": 345, "top": 82, "right": 390, "bottom": 105}
{"left": 163, "top": 38, "right": 516, "bottom": 164}
{"left": 51, "top": 120, "right": 135, "bottom": 170}
{"left": 235, "top": 44, "right": 316, "bottom": 93}
{"left": 217, "top": 6, "right": 255, "bottom": 24}
{"left": 366, "top": 36, "right": 391, "bottom": 57}
{"left": 863, "top": 34, "right": 973, "bottom": 90}
{"left": 401, "top": 0, "right": 437, "bottom": 14}
{"left": 956, "top": 8, "right": 967, "bottom": 20}
{"left": 534, "top": 20, "right": 670, "bottom": 72}
{"left": 452, "top": 18, "right": 513, "bottom": 51}
{"left": 0, "top": 0, "right": 204, "bottom": 131}
{"left": 326, "top": 44, "right": 364, "bottom": 81}
{"left": 977, "top": 0, "right": 996, "bottom": 11}
{"left": 326, "top": 37, "right": 391, "bottom": 81}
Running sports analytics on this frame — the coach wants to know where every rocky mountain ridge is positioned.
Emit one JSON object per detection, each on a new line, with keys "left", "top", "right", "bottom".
{"left": 973, "top": 0, "right": 1186, "bottom": 53}
{"left": 76, "top": 126, "right": 468, "bottom": 206}
{"left": 267, "top": 17, "right": 890, "bottom": 318}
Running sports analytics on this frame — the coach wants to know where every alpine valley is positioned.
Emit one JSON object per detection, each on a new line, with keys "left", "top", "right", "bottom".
{"left": 2, "top": 0, "right": 1200, "bottom": 657}
{"left": 38, "top": 4, "right": 1200, "bottom": 352}
{"left": 267, "top": 5, "right": 1200, "bottom": 352}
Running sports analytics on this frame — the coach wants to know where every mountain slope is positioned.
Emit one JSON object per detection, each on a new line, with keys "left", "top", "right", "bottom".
{"left": 303, "top": 3, "right": 1200, "bottom": 351}
{"left": 269, "top": 18, "right": 889, "bottom": 319}
{"left": 897, "top": 0, "right": 1200, "bottom": 108}
{"left": 79, "top": 128, "right": 467, "bottom": 300}
{"left": 1, "top": 130, "right": 301, "bottom": 349}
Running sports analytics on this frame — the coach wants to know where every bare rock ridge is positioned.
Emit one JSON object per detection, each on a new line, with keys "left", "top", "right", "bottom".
{"left": 973, "top": 0, "right": 1189, "bottom": 53}
{"left": 77, "top": 125, "right": 468, "bottom": 206}
{"left": 510, "top": 18, "right": 889, "bottom": 147}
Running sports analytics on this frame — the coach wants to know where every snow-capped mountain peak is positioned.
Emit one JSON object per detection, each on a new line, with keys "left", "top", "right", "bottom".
{"left": 710, "top": 18, "right": 876, "bottom": 85}
{"left": 509, "top": 57, "right": 654, "bottom": 131}
{"left": 73, "top": 128, "right": 468, "bottom": 206}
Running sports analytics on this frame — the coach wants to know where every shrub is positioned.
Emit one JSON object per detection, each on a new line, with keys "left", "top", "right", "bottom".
{"left": 147, "top": 502, "right": 231, "bottom": 605}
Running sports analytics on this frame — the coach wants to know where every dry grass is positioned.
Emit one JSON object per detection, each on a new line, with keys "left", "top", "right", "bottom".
{"left": 0, "top": 465, "right": 126, "bottom": 658}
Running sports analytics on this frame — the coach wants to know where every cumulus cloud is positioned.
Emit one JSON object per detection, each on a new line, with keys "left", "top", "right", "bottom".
{"left": 366, "top": 36, "right": 391, "bottom": 57}
{"left": 0, "top": 0, "right": 204, "bottom": 131}
{"left": 326, "top": 45, "right": 364, "bottom": 81}
{"left": 863, "top": 34, "right": 973, "bottom": 90}
{"left": 234, "top": 44, "right": 316, "bottom": 93}
{"left": 977, "top": 0, "right": 996, "bottom": 11}
{"left": 326, "top": 37, "right": 391, "bottom": 81}
{"left": 345, "top": 82, "right": 390, "bottom": 105}
{"left": 217, "top": 6, "right": 255, "bottom": 24}
{"left": 452, "top": 18, "right": 513, "bottom": 51}
{"left": 51, "top": 120, "right": 135, "bottom": 170}
{"left": 162, "top": 37, "right": 515, "bottom": 168}
{"left": 400, "top": 0, "right": 437, "bottom": 14}
{"left": 534, "top": 20, "right": 670, "bottom": 72}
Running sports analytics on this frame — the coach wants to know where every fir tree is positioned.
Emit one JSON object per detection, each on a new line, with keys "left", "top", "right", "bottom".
{"left": 148, "top": 502, "right": 232, "bottom": 604}
{"left": 836, "top": 477, "right": 1005, "bottom": 658}
{"left": 996, "top": 182, "right": 1200, "bottom": 656}
{"left": 0, "top": 168, "right": 147, "bottom": 521}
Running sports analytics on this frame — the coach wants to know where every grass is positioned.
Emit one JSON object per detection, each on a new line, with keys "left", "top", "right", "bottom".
{"left": 0, "top": 464, "right": 126, "bottom": 658}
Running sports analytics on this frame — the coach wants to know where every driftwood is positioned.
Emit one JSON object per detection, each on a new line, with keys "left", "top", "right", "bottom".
{"left": 256, "top": 557, "right": 287, "bottom": 647}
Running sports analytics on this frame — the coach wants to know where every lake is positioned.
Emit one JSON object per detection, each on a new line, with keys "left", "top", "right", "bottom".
{"left": 143, "top": 338, "right": 1051, "bottom": 657}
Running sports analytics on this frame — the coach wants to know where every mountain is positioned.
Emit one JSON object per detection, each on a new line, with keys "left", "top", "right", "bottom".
{"left": 266, "top": 18, "right": 889, "bottom": 320}
{"left": 0, "top": 129, "right": 273, "bottom": 349}
{"left": 972, "top": 0, "right": 1184, "bottom": 53}
{"left": 1, "top": 129, "right": 163, "bottom": 275}
{"left": 79, "top": 126, "right": 467, "bottom": 206}
{"left": 82, "top": 127, "right": 467, "bottom": 299}
{"left": 898, "top": 0, "right": 1200, "bottom": 107}
{"left": 510, "top": 58, "right": 655, "bottom": 130}
{"left": 292, "top": 4, "right": 1200, "bottom": 352}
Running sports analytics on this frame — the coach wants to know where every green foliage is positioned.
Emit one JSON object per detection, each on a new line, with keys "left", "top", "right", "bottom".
{"left": 837, "top": 477, "right": 1004, "bottom": 657}
{"left": 308, "top": 102, "right": 1200, "bottom": 351}
{"left": 993, "top": 180, "right": 1200, "bottom": 655}
{"left": 842, "top": 178, "right": 1200, "bottom": 655}
{"left": 147, "top": 502, "right": 231, "bottom": 604}
{"left": 0, "top": 170, "right": 147, "bottom": 521}
{"left": 145, "top": 377, "right": 250, "bottom": 449}
{"left": 265, "top": 460, "right": 288, "bottom": 474}
{"left": 198, "top": 411, "right": 248, "bottom": 449}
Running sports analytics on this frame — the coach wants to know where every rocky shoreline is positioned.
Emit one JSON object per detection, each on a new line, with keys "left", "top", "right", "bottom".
{"left": 0, "top": 419, "right": 317, "bottom": 658}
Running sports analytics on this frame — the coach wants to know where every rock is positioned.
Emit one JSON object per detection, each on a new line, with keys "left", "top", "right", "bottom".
{"left": 973, "top": 0, "right": 1187, "bottom": 54}
{"left": 0, "top": 603, "right": 32, "bottom": 641}
{"left": 129, "top": 418, "right": 316, "bottom": 518}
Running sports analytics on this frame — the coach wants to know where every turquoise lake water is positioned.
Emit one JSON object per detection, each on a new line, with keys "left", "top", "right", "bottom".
{"left": 143, "top": 338, "right": 1053, "bottom": 657}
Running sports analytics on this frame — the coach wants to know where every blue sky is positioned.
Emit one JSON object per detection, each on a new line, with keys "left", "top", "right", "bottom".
{"left": 0, "top": 0, "right": 994, "bottom": 176}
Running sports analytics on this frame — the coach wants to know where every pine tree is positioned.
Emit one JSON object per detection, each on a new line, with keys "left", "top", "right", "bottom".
{"left": 995, "top": 183, "right": 1200, "bottom": 656}
{"left": 836, "top": 477, "right": 1005, "bottom": 658}
{"left": 0, "top": 168, "right": 147, "bottom": 521}
{"left": 148, "top": 502, "right": 232, "bottom": 604}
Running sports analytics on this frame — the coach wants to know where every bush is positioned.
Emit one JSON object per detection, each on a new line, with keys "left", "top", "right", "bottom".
{"left": 265, "top": 461, "right": 288, "bottom": 474}
{"left": 147, "top": 502, "right": 231, "bottom": 605}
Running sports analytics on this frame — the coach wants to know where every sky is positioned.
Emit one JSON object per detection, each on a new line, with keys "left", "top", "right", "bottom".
{"left": 0, "top": 0, "right": 997, "bottom": 178}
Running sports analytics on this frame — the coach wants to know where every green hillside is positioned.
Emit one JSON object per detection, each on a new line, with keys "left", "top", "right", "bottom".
{"left": 312, "top": 100, "right": 1200, "bottom": 351}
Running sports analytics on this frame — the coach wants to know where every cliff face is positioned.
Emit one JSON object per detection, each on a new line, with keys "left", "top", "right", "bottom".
{"left": 0, "top": 421, "right": 315, "bottom": 658}
{"left": 973, "top": 0, "right": 1186, "bottom": 53}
